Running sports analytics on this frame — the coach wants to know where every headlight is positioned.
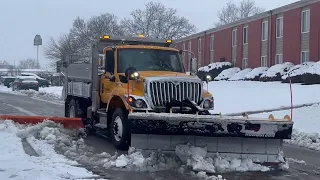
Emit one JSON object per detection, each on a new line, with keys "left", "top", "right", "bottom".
{"left": 202, "top": 97, "right": 214, "bottom": 109}
{"left": 126, "top": 96, "right": 147, "bottom": 108}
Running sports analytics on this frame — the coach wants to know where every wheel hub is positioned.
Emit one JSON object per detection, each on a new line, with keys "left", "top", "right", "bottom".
{"left": 113, "top": 116, "right": 123, "bottom": 142}
{"left": 69, "top": 106, "right": 75, "bottom": 118}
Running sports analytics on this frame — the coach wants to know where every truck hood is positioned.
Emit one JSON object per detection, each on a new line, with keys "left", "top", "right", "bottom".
{"left": 137, "top": 71, "right": 196, "bottom": 79}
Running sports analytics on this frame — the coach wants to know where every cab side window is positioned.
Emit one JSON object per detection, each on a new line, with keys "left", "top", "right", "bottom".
{"left": 106, "top": 50, "right": 115, "bottom": 75}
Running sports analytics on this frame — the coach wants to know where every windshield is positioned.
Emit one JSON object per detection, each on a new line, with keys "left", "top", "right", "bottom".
{"left": 117, "top": 48, "right": 184, "bottom": 73}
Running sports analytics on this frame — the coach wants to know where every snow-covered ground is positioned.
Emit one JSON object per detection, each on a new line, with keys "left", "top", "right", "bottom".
{"left": 208, "top": 81, "right": 320, "bottom": 115}
{"left": 0, "top": 85, "right": 63, "bottom": 99}
{"left": 0, "top": 120, "right": 100, "bottom": 180}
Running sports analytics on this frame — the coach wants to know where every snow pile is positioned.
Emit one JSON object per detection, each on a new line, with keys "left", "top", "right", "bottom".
{"left": 304, "top": 61, "right": 320, "bottom": 75}
{"left": 285, "top": 129, "right": 320, "bottom": 151}
{"left": 260, "top": 62, "right": 294, "bottom": 79}
{"left": 244, "top": 67, "right": 269, "bottom": 80}
{"left": 0, "top": 120, "right": 97, "bottom": 180}
{"left": 282, "top": 62, "right": 315, "bottom": 80}
{"left": 198, "top": 62, "right": 232, "bottom": 72}
{"left": 229, "top": 68, "right": 252, "bottom": 81}
{"left": 174, "top": 144, "right": 271, "bottom": 174}
{"left": 0, "top": 85, "right": 62, "bottom": 99}
{"left": 214, "top": 67, "right": 241, "bottom": 81}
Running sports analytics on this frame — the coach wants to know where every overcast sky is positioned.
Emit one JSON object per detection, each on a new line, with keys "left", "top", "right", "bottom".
{"left": 0, "top": 0, "right": 297, "bottom": 69}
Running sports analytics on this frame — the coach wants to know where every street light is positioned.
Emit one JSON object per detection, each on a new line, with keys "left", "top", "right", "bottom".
{"left": 34, "top": 34, "right": 42, "bottom": 69}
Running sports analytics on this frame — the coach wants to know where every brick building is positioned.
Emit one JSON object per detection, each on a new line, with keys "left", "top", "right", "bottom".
{"left": 173, "top": 0, "right": 320, "bottom": 71}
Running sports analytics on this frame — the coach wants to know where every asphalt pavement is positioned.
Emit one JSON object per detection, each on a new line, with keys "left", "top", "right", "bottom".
{"left": 1, "top": 91, "right": 320, "bottom": 180}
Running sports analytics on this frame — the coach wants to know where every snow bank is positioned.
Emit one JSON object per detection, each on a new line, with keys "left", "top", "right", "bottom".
{"left": 198, "top": 62, "right": 232, "bottom": 72}
{"left": 229, "top": 68, "right": 252, "bottom": 81}
{"left": 0, "top": 85, "right": 62, "bottom": 99}
{"left": 214, "top": 67, "right": 241, "bottom": 81}
{"left": 282, "top": 62, "right": 315, "bottom": 80}
{"left": 260, "top": 62, "right": 294, "bottom": 81}
{"left": 305, "top": 61, "right": 320, "bottom": 75}
{"left": 286, "top": 130, "right": 320, "bottom": 151}
{"left": 0, "top": 120, "right": 97, "bottom": 180}
{"left": 207, "top": 81, "right": 320, "bottom": 114}
{"left": 244, "top": 67, "right": 269, "bottom": 80}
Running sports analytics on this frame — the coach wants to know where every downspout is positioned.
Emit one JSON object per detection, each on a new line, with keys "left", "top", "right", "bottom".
{"left": 268, "top": 10, "right": 273, "bottom": 67}
{"left": 204, "top": 31, "right": 207, "bottom": 66}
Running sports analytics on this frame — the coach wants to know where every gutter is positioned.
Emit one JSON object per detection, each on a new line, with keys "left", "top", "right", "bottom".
{"left": 268, "top": 10, "right": 273, "bottom": 67}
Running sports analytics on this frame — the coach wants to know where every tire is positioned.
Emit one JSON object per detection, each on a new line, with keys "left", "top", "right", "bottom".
{"left": 110, "top": 108, "right": 131, "bottom": 151}
{"left": 67, "top": 99, "right": 83, "bottom": 118}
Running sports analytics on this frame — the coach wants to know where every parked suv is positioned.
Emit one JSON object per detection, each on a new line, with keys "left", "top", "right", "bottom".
{"left": 11, "top": 76, "right": 39, "bottom": 91}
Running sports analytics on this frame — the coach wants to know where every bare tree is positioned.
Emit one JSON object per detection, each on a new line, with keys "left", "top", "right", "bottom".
{"left": 121, "top": 1, "right": 197, "bottom": 40}
{"left": 0, "top": 60, "right": 10, "bottom": 65}
{"left": 18, "top": 58, "right": 39, "bottom": 69}
{"left": 215, "top": 0, "right": 265, "bottom": 27}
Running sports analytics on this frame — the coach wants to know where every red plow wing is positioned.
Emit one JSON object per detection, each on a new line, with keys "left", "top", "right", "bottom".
{"left": 0, "top": 115, "right": 84, "bottom": 129}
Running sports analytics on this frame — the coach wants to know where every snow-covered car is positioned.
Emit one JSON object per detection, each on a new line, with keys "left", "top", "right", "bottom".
{"left": 20, "top": 72, "right": 51, "bottom": 87}
{"left": 11, "top": 76, "right": 39, "bottom": 91}
{"left": 1, "top": 76, "right": 16, "bottom": 87}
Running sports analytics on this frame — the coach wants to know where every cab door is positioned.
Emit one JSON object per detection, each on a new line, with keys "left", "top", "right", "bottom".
{"left": 100, "top": 49, "right": 117, "bottom": 104}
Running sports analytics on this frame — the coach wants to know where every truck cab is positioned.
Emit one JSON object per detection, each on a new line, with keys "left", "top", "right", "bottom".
{"left": 62, "top": 34, "right": 214, "bottom": 150}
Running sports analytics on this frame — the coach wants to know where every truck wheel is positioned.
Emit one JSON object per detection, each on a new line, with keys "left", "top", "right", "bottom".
{"left": 68, "top": 99, "right": 82, "bottom": 118}
{"left": 110, "top": 108, "right": 130, "bottom": 151}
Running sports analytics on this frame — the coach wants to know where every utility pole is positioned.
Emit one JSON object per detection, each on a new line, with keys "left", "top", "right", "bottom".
{"left": 34, "top": 34, "right": 42, "bottom": 68}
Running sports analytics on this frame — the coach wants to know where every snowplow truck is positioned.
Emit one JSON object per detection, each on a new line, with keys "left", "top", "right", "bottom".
{"left": 61, "top": 34, "right": 293, "bottom": 165}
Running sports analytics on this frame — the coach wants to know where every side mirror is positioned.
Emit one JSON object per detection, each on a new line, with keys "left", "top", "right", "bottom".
{"left": 190, "top": 58, "right": 197, "bottom": 74}
{"left": 98, "top": 69, "right": 105, "bottom": 76}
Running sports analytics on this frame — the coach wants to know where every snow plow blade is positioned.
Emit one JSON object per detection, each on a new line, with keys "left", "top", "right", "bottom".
{"left": 0, "top": 115, "right": 85, "bottom": 129}
{"left": 129, "top": 113, "right": 293, "bottom": 164}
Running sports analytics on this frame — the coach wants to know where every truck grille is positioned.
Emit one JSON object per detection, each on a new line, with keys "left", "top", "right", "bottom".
{"left": 149, "top": 81, "right": 202, "bottom": 107}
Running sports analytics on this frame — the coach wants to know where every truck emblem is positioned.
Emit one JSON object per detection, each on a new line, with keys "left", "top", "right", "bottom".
{"left": 172, "top": 81, "right": 180, "bottom": 86}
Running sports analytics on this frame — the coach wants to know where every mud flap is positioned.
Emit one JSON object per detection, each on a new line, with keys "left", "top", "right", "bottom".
{"left": 128, "top": 113, "right": 293, "bottom": 164}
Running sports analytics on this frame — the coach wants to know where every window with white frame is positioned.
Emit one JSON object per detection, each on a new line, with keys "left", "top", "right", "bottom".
{"left": 242, "top": 58, "right": 248, "bottom": 69}
{"left": 262, "top": 21, "right": 268, "bottom": 41}
{"left": 188, "top": 41, "right": 192, "bottom": 70}
{"left": 261, "top": 56, "right": 267, "bottom": 67}
{"left": 276, "top": 17, "right": 283, "bottom": 38}
{"left": 198, "top": 38, "right": 201, "bottom": 53}
{"left": 301, "top": 9, "right": 310, "bottom": 33}
{"left": 210, "top": 35, "right": 214, "bottom": 51}
{"left": 301, "top": 51, "right": 309, "bottom": 63}
{"left": 182, "top": 43, "right": 185, "bottom": 59}
{"left": 232, "top": 29, "right": 237, "bottom": 47}
{"left": 275, "top": 54, "right": 283, "bottom": 64}
{"left": 243, "top": 26, "right": 248, "bottom": 44}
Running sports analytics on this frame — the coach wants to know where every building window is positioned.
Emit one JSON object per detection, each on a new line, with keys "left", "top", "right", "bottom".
{"left": 301, "top": 51, "right": 309, "bottom": 63}
{"left": 182, "top": 43, "right": 185, "bottom": 59}
{"left": 198, "top": 38, "right": 201, "bottom": 53}
{"left": 262, "top": 21, "right": 268, "bottom": 41}
{"left": 261, "top": 56, "right": 267, "bottom": 67}
{"left": 188, "top": 41, "right": 192, "bottom": 71}
{"left": 301, "top": 9, "right": 310, "bottom": 33}
{"left": 275, "top": 54, "right": 283, "bottom": 64}
{"left": 276, "top": 17, "right": 283, "bottom": 38}
{"left": 232, "top": 29, "right": 237, "bottom": 47}
{"left": 243, "top": 26, "right": 248, "bottom": 44}
{"left": 232, "top": 59, "right": 236, "bottom": 67}
{"left": 242, "top": 58, "right": 248, "bottom": 69}
{"left": 210, "top": 35, "right": 214, "bottom": 51}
